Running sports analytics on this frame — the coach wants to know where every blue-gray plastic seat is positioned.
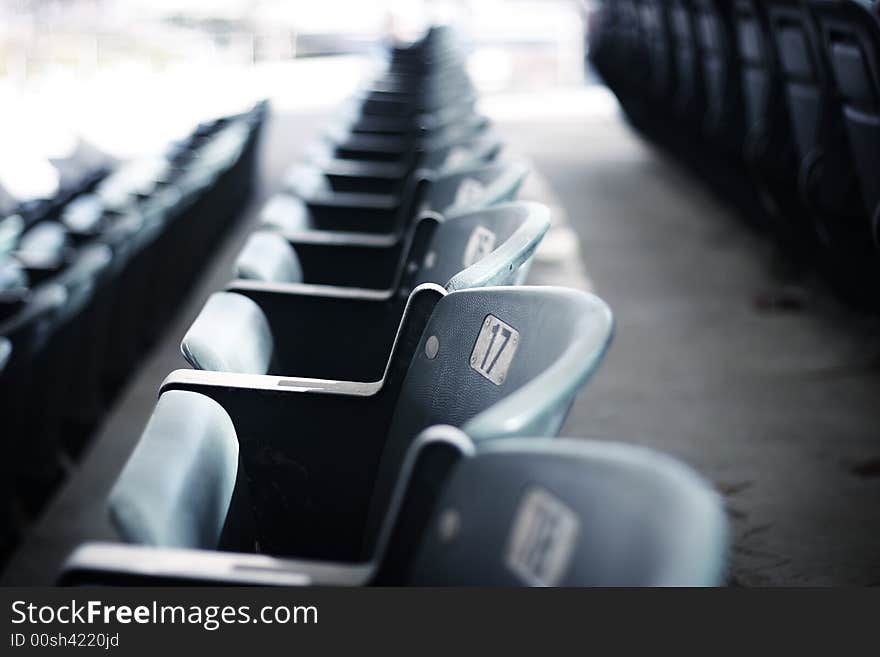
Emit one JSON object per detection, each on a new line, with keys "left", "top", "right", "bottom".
{"left": 809, "top": 0, "right": 880, "bottom": 233}
{"left": 0, "top": 257, "right": 28, "bottom": 314}
{"left": 382, "top": 429, "right": 727, "bottom": 586}
{"left": 60, "top": 285, "right": 613, "bottom": 581}
{"left": 0, "top": 215, "right": 24, "bottom": 255}
{"left": 181, "top": 291, "right": 275, "bottom": 375}
{"left": 60, "top": 194, "right": 106, "bottom": 237}
{"left": 288, "top": 131, "right": 501, "bottom": 198}
{"left": 236, "top": 198, "right": 544, "bottom": 288}
{"left": 155, "top": 285, "right": 614, "bottom": 562}
{"left": 15, "top": 222, "right": 69, "bottom": 272}
{"left": 15, "top": 243, "right": 114, "bottom": 504}
{"left": 192, "top": 202, "right": 550, "bottom": 381}
{"left": 332, "top": 86, "right": 475, "bottom": 141}
{"left": 0, "top": 337, "right": 10, "bottom": 374}
{"left": 259, "top": 159, "right": 528, "bottom": 239}
{"left": 325, "top": 95, "right": 477, "bottom": 141}
{"left": 60, "top": 426, "right": 727, "bottom": 587}
{"left": 109, "top": 390, "right": 239, "bottom": 549}
{"left": 233, "top": 231, "right": 303, "bottom": 284}
{"left": 0, "top": 283, "right": 68, "bottom": 511}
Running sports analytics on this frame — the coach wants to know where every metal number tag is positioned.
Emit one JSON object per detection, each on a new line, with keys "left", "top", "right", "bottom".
{"left": 505, "top": 487, "right": 580, "bottom": 587}
{"left": 462, "top": 225, "right": 497, "bottom": 268}
{"left": 453, "top": 177, "right": 486, "bottom": 206}
{"left": 470, "top": 315, "right": 519, "bottom": 385}
{"left": 444, "top": 146, "right": 472, "bottom": 168}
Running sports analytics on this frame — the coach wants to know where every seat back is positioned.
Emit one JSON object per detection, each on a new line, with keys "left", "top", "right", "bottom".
{"left": 639, "top": 0, "right": 678, "bottom": 100}
{"left": 733, "top": 0, "right": 802, "bottom": 173}
{"left": 364, "top": 286, "right": 614, "bottom": 553}
{"left": 15, "top": 221, "right": 68, "bottom": 270}
{"left": 0, "top": 284, "right": 67, "bottom": 358}
{"left": 381, "top": 431, "right": 727, "bottom": 586}
{"left": 734, "top": 0, "right": 776, "bottom": 130}
{"left": 181, "top": 292, "right": 274, "bottom": 375}
{"left": 0, "top": 284, "right": 68, "bottom": 442}
{"left": 668, "top": 0, "right": 709, "bottom": 117}
{"left": 404, "top": 201, "right": 551, "bottom": 292}
{"left": 52, "top": 244, "right": 113, "bottom": 325}
{"left": 0, "top": 215, "right": 23, "bottom": 255}
{"left": 108, "top": 390, "right": 239, "bottom": 549}
{"left": 234, "top": 230, "right": 303, "bottom": 284}
{"left": 0, "top": 337, "right": 10, "bottom": 374}
{"left": 61, "top": 194, "right": 105, "bottom": 236}
{"left": 766, "top": 0, "right": 865, "bottom": 226}
{"left": 0, "top": 256, "right": 28, "bottom": 302}
{"left": 419, "top": 133, "right": 503, "bottom": 174}
{"left": 693, "top": 0, "right": 747, "bottom": 149}
{"left": 810, "top": 0, "right": 880, "bottom": 225}
{"left": 422, "top": 160, "right": 530, "bottom": 218}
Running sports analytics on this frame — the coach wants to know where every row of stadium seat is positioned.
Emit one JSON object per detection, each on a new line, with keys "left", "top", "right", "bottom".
{"left": 0, "top": 102, "right": 268, "bottom": 564}
{"left": 1, "top": 165, "right": 110, "bottom": 232}
{"left": 589, "top": 0, "right": 880, "bottom": 303}
{"left": 61, "top": 27, "right": 729, "bottom": 586}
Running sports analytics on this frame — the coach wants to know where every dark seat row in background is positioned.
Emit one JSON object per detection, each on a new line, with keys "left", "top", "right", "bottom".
{"left": 589, "top": 0, "right": 880, "bottom": 304}
{"left": 0, "top": 101, "right": 268, "bottom": 564}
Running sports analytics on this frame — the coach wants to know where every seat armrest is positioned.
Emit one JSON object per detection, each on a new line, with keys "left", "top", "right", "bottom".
{"left": 59, "top": 542, "right": 373, "bottom": 586}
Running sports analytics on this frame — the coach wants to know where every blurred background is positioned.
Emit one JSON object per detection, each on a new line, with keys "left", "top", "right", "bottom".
{"left": 0, "top": 0, "right": 588, "bottom": 211}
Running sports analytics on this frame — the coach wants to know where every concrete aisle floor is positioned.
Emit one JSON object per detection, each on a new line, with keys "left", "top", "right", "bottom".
{"left": 4, "top": 87, "right": 880, "bottom": 585}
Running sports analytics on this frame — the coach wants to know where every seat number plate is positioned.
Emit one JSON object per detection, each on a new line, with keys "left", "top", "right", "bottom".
{"left": 506, "top": 487, "right": 579, "bottom": 586}
{"left": 462, "top": 225, "right": 497, "bottom": 268}
{"left": 454, "top": 178, "right": 486, "bottom": 206}
{"left": 470, "top": 315, "right": 519, "bottom": 385}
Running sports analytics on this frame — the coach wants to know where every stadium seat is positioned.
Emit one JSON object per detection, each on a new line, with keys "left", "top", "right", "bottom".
{"left": 99, "top": 111, "right": 263, "bottom": 388}
{"left": 196, "top": 202, "right": 550, "bottom": 381}
{"left": 323, "top": 110, "right": 483, "bottom": 163}
{"left": 765, "top": 0, "right": 871, "bottom": 275}
{"left": 239, "top": 199, "right": 544, "bottom": 286}
{"left": 692, "top": 0, "right": 747, "bottom": 153}
{"left": 733, "top": 0, "right": 815, "bottom": 250}
{"left": 0, "top": 215, "right": 24, "bottom": 255}
{"left": 161, "top": 286, "right": 613, "bottom": 561}
{"left": 0, "top": 336, "right": 9, "bottom": 373}
{"left": 377, "top": 429, "right": 728, "bottom": 586}
{"left": 332, "top": 96, "right": 477, "bottom": 140}
{"left": 0, "top": 283, "right": 68, "bottom": 505}
{"left": 0, "top": 256, "right": 28, "bottom": 312}
{"left": 60, "top": 285, "right": 614, "bottom": 583}
{"left": 809, "top": 0, "right": 880, "bottom": 238}
{"left": 260, "top": 159, "right": 529, "bottom": 245}
{"left": 0, "top": 103, "right": 266, "bottom": 560}
{"left": 639, "top": 0, "right": 679, "bottom": 104}
{"left": 59, "top": 426, "right": 726, "bottom": 587}
{"left": 292, "top": 123, "right": 501, "bottom": 197}
{"left": 14, "top": 222, "right": 69, "bottom": 278}
{"left": 107, "top": 391, "right": 240, "bottom": 550}
{"left": 60, "top": 194, "right": 107, "bottom": 239}
{"left": 0, "top": 332, "right": 17, "bottom": 559}
{"left": 669, "top": 0, "right": 710, "bottom": 121}
{"left": 16, "top": 244, "right": 113, "bottom": 504}
{"left": 233, "top": 231, "right": 304, "bottom": 284}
